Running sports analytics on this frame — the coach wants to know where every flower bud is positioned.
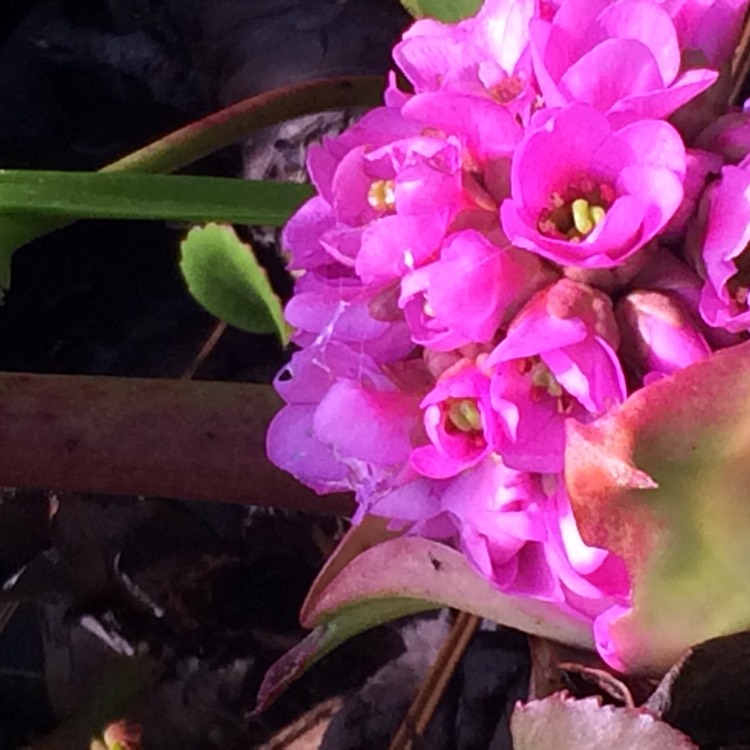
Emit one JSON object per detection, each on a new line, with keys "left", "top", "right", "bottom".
{"left": 616, "top": 290, "right": 711, "bottom": 382}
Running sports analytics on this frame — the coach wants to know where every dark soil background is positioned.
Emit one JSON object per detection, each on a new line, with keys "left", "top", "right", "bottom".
{"left": 0, "top": 2, "right": 533, "bottom": 748}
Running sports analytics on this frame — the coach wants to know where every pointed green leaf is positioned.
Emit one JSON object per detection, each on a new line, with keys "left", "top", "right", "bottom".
{"left": 256, "top": 597, "right": 435, "bottom": 711}
{"left": 257, "top": 535, "right": 594, "bottom": 708}
{"left": 566, "top": 340, "right": 750, "bottom": 674}
{"left": 180, "top": 223, "right": 289, "bottom": 344}
{"left": 0, "top": 170, "right": 312, "bottom": 225}
{"left": 399, "top": 0, "right": 482, "bottom": 21}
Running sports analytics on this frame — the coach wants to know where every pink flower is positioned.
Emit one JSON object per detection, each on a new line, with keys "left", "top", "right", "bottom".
{"left": 267, "top": 342, "right": 424, "bottom": 502}
{"left": 530, "top": 0, "right": 718, "bottom": 125}
{"left": 394, "top": 0, "right": 537, "bottom": 118}
{"left": 284, "top": 273, "right": 413, "bottom": 363}
{"left": 500, "top": 104, "right": 686, "bottom": 268}
{"left": 399, "top": 229, "right": 555, "bottom": 350}
{"left": 440, "top": 462, "right": 551, "bottom": 593}
{"left": 442, "top": 467, "right": 631, "bottom": 612}
{"left": 616, "top": 289, "right": 711, "bottom": 382}
{"left": 410, "top": 358, "right": 500, "bottom": 478}
{"left": 541, "top": 476, "right": 631, "bottom": 619}
{"left": 697, "top": 157, "right": 750, "bottom": 332}
{"left": 487, "top": 279, "right": 627, "bottom": 473}
{"left": 660, "top": 0, "right": 750, "bottom": 69}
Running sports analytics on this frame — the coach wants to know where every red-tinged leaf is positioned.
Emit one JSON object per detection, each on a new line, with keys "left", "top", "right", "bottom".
{"left": 511, "top": 693, "right": 697, "bottom": 749}
{"left": 566, "top": 340, "right": 750, "bottom": 673}
{"left": 258, "top": 536, "right": 595, "bottom": 710}
{"left": 302, "top": 536, "right": 594, "bottom": 643}
{"left": 300, "top": 515, "right": 400, "bottom": 623}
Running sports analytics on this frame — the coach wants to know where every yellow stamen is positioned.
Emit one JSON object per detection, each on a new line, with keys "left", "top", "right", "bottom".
{"left": 571, "top": 198, "right": 594, "bottom": 235}
{"left": 448, "top": 399, "right": 482, "bottom": 433}
{"left": 367, "top": 179, "right": 396, "bottom": 211}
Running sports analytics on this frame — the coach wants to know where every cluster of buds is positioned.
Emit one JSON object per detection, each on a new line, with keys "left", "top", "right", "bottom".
{"left": 268, "top": 0, "right": 750, "bottom": 667}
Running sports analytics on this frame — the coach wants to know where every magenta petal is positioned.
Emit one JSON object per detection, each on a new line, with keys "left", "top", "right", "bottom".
{"left": 281, "top": 196, "right": 336, "bottom": 270}
{"left": 368, "top": 476, "right": 448, "bottom": 525}
{"left": 607, "top": 67, "right": 718, "bottom": 126}
{"left": 615, "top": 119, "right": 686, "bottom": 175}
{"left": 314, "top": 380, "right": 417, "bottom": 465}
{"left": 596, "top": 0, "right": 680, "bottom": 84}
{"left": 410, "top": 444, "right": 478, "bottom": 479}
{"left": 356, "top": 211, "right": 448, "bottom": 284}
{"left": 427, "top": 231, "right": 544, "bottom": 343}
{"left": 266, "top": 405, "right": 350, "bottom": 492}
{"left": 402, "top": 92, "right": 522, "bottom": 158}
{"left": 331, "top": 146, "right": 380, "bottom": 227}
{"left": 542, "top": 338, "right": 626, "bottom": 414}
{"left": 559, "top": 38, "right": 663, "bottom": 110}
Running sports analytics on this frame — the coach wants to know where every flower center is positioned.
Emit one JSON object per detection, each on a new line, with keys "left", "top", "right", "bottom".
{"left": 727, "top": 249, "right": 750, "bottom": 310}
{"left": 537, "top": 177, "right": 615, "bottom": 241}
{"left": 446, "top": 398, "right": 482, "bottom": 433}
{"left": 367, "top": 179, "right": 396, "bottom": 212}
{"left": 490, "top": 74, "right": 525, "bottom": 104}
{"left": 517, "top": 357, "right": 574, "bottom": 413}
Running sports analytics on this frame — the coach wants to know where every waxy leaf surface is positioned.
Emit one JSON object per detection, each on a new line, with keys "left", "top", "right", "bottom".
{"left": 258, "top": 535, "right": 594, "bottom": 708}
{"left": 566, "top": 340, "right": 750, "bottom": 673}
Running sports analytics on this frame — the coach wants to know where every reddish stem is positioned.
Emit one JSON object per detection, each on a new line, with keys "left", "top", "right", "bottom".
{"left": 0, "top": 372, "right": 352, "bottom": 514}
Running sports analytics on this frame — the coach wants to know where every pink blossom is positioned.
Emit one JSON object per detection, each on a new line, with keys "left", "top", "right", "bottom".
{"left": 616, "top": 289, "right": 711, "bottom": 382}
{"left": 410, "top": 358, "right": 499, "bottom": 479}
{"left": 659, "top": 0, "right": 750, "bottom": 69}
{"left": 442, "top": 467, "right": 631, "bottom": 612}
{"left": 440, "top": 462, "right": 551, "bottom": 593}
{"left": 697, "top": 158, "right": 750, "bottom": 332}
{"left": 530, "top": 0, "right": 718, "bottom": 125}
{"left": 487, "top": 279, "right": 627, "bottom": 473}
{"left": 399, "top": 229, "right": 555, "bottom": 350}
{"left": 541, "top": 476, "right": 631, "bottom": 619}
{"left": 284, "top": 273, "right": 413, "bottom": 363}
{"left": 394, "top": 0, "right": 538, "bottom": 118}
{"left": 500, "top": 104, "right": 686, "bottom": 268}
{"left": 267, "top": 343, "right": 424, "bottom": 504}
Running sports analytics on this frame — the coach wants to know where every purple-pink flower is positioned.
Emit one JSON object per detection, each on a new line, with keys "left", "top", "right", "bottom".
{"left": 616, "top": 289, "right": 711, "bottom": 382}
{"left": 267, "top": 0, "right": 748, "bottom": 672}
{"left": 697, "top": 157, "right": 750, "bottom": 332}
{"left": 399, "top": 229, "right": 554, "bottom": 350}
{"left": 410, "top": 357, "right": 499, "bottom": 478}
{"left": 487, "top": 279, "right": 627, "bottom": 472}
{"left": 500, "top": 104, "right": 686, "bottom": 268}
{"left": 530, "top": 0, "right": 718, "bottom": 124}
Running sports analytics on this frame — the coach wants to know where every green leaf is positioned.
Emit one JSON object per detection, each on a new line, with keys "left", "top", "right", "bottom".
{"left": 180, "top": 223, "right": 289, "bottom": 344}
{"left": 0, "top": 75, "right": 384, "bottom": 293}
{"left": 399, "top": 0, "right": 482, "bottom": 21}
{"left": 257, "top": 535, "right": 595, "bottom": 708}
{"left": 256, "top": 598, "right": 435, "bottom": 712}
{"left": 566, "top": 340, "right": 750, "bottom": 674}
{"left": 0, "top": 170, "right": 312, "bottom": 225}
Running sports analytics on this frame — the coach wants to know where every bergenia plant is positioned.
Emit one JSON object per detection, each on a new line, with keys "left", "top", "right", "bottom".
{"left": 264, "top": 0, "right": 750, "bottom": 697}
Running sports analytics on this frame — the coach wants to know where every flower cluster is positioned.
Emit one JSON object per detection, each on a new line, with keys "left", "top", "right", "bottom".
{"left": 268, "top": 0, "right": 750, "bottom": 667}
